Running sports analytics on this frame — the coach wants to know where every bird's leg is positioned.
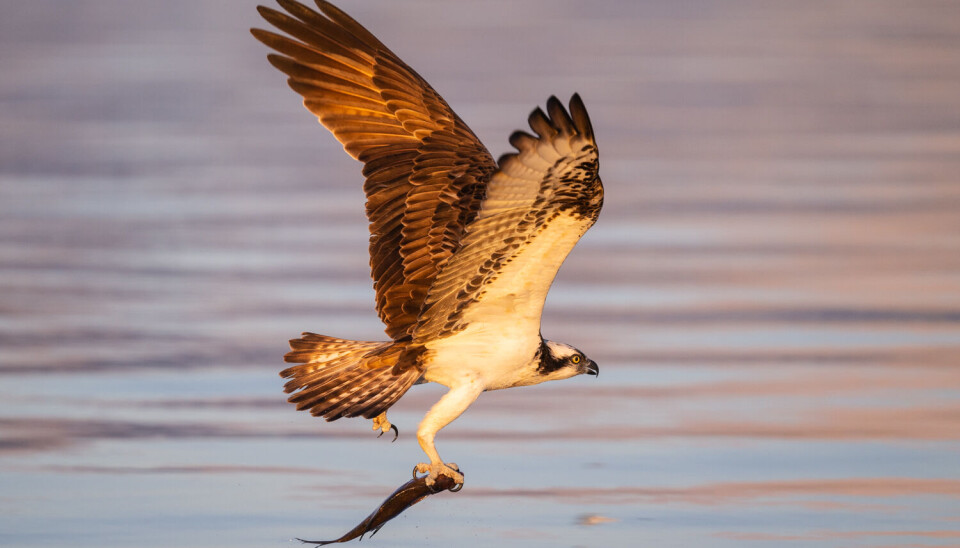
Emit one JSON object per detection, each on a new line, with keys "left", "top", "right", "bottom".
{"left": 371, "top": 412, "right": 398, "bottom": 442}
{"left": 414, "top": 381, "right": 483, "bottom": 489}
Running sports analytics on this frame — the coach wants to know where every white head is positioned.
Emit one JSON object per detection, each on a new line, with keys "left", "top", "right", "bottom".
{"left": 537, "top": 339, "right": 599, "bottom": 380}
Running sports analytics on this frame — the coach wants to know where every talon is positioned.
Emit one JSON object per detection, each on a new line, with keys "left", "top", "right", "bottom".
{"left": 412, "top": 461, "right": 464, "bottom": 491}
{"left": 372, "top": 412, "right": 397, "bottom": 441}
{"left": 413, "top": 462, "right": 429, "bottom": 480}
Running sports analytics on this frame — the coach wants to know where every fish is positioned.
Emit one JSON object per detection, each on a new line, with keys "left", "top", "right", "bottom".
{"left": 296, "top": 469, "right": 462, "bottom": 545}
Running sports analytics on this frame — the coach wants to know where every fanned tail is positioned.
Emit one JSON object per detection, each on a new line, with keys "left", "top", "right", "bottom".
{"left": 281, "top": 333, "right": 419, "bottom": 420}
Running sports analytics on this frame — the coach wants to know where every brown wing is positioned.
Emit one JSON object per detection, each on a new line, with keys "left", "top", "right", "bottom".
{"left": 414, "top": 94, "right": 603, "bottom": 340}
{"left": 252, "top": 0, "right": 496, "bottom": 340}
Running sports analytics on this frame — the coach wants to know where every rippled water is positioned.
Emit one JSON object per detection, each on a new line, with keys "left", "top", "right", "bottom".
{"left": 2, "top": 1, "right": 960, "bottom": 547}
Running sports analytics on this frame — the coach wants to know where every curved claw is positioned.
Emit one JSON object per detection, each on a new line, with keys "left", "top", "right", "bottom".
{"left": 412, "top": 462, "right": 464, "bottom": 493}
{"left": 376, "top": 423, "right": 399, "bottom": 442}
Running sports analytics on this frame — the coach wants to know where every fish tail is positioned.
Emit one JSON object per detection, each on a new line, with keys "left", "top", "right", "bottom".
{"left": 281, "top": 333, "right": 419, "bottom": 421}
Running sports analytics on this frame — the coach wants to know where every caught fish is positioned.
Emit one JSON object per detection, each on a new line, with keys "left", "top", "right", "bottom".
{"left": 296, "top": 470, "right": 462, "bottom": 545}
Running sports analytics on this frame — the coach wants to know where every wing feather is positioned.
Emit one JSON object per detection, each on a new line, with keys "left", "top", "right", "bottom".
{"left": 414, "top": 94, "right": 603, "bottom": 340}
{"left": 253, "top": 0, "right": 496, "bottom": 340}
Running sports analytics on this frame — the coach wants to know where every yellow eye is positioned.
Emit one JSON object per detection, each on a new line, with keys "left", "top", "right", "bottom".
{"left": 571, "top": 355, "right": 581, "bottom": 364}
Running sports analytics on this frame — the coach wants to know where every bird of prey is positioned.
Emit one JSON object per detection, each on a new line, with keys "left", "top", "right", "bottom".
{"left": 252, "top": 0, "right": 603, "bottom": 488}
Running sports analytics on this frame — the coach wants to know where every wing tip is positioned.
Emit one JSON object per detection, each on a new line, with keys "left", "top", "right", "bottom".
{"left": 568, "top": 92, "right": 595, "bottom": 141}
{"left": 249, "top": 26, "right": 276, "bottom": 45}
{"left": 508, "top": 129, "right": 537, "bottom": 152}
{"left": 255, "top": 3, "right": 285, "bottom": 23}
{"left": 545, "top": 95, "right": 574, "bottom": 133}
{"left": 496, "top": 151, "right": 519, "bottom": 168}
{"left": 526, "top": 93, "right": 595, "bottom": 142}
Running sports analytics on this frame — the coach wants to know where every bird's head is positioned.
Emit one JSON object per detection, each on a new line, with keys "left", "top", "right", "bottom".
{"left": 537, "top": 339, "right": 599, "bottom": 380}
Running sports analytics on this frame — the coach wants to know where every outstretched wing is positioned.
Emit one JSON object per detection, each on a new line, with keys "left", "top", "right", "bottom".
{"left": 252, "top": 0, "right": 496, "bottom": 340}
{"left": 414, "top": 94, "right": 603, "bottom": 341}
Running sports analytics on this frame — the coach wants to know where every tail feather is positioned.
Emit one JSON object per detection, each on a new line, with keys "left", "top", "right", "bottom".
{"left": 348, "top": 371, "right": 414, "bottom": 418}
{"left": 330, "top": 362, "right": 421, "bottom": 419}
{"left": 306, "top": 366, "right": 383, "bottom": 418}
{"left": 286, "top": 363, "right": 366, "bottom": 407}
{"left": 280, "top": 332, "right": 419, "bottom": 420}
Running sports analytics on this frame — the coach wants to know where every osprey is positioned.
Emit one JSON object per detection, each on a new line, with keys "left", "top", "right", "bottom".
{"left": 253, "top": 0, "right": 603, "bottom": 488}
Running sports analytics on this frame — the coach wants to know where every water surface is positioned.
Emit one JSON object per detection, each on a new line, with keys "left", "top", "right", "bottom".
{"left": 2, "top": 1, "right": 959, "bottom": 546}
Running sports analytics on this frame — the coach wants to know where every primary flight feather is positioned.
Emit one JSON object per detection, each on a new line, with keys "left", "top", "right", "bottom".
{"left": 253, "top": 0, "right": 603, "bottom": 487}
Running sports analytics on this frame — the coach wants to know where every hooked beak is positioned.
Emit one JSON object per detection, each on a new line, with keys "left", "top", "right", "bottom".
{"left": 584, "top": 359, "right": 599, "bottom": 377}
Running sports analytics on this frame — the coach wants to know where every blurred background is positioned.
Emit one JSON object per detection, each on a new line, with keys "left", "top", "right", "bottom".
{"left": 2, "top": 1, "right": 959, "bottom": 546}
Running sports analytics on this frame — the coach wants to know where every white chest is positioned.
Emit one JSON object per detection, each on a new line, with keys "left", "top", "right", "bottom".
{"left": 421, "top": 213, "right": 587, "bottom": 390}
{"left": 422, "top": 321, "right": 539, "bottom": 389}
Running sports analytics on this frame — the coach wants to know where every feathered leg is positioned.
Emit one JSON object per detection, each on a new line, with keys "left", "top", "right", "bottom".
{"left": 414, "top": 382, "right": 483, "bottom": 487}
